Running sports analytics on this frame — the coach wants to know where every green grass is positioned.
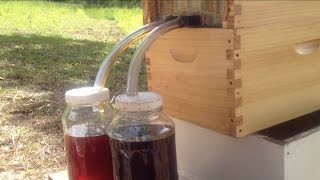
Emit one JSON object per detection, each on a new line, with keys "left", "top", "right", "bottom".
{"left": 0, "top": 1, "right": 144, "bottom": 178}
{"left": 84, "top": 5, "right": 143, "bottom": 33}
{"left": 0, "top": 1, "right": 142, "bottom": 38}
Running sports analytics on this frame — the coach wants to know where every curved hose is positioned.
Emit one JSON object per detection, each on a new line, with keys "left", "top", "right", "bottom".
{"left": 126, "top": 16, "right": 184, "bottom": 96}
{"left": 94, "top": 19, "right": 166, "bottom": 89}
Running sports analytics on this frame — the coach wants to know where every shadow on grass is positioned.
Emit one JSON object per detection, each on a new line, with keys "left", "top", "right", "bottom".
{"left": 0, "top": 33, "right": 146, "bottom": 133}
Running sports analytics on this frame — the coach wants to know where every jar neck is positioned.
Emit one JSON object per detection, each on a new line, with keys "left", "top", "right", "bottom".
{"left": 67, "top": 100, "right": 107, "bottom": 108}
{"left": 117, "top": 107, "right": 162, "bottom": 117}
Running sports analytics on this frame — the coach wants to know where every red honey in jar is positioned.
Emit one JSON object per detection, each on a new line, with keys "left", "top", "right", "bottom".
{"left": 62, "top": 87, "right": 115, "bottom": 180}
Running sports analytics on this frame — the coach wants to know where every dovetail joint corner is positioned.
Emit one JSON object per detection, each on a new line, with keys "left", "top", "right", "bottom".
{"left": 230, "top": 116, "right": 243, "bottom": 126}
{"left": 234, "top": 35, "right": 241, "bottom": 50}
{"left": 226, "top": 49, "right": 241, "bottom": 60}
{"left": 234, "top": 79, "right": 242, "bottom": 88}
{"left": 235, "top": 97, "right": 242, "bottom": 108}
{"left": 226, "top": 78, "right": 242, "bottom": 89}
{"left": 226, "top": 49, "right": 234, "bottom": 60}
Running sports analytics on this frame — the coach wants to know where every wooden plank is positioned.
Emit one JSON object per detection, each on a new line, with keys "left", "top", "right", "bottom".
{"left": 150, "top": 28, "right": 234, "bottom": 40}
{"left": 235, "top": 1, "right": 320, "bottom": 28}
{"left": 237, "top": 84, "right": 320, "bottom": 137}
{"left": 151, "top": 85, "right": 234, "bottom": 107}
{"left": 166, "top": 106, "right": 232, "bottom": 135}
{"left": 236, "top": 17, "right": 320, "bottom": 136}
{"left": 149, "top": 70, "right": 233, "bottom": 89}
{"left": 147, "top": 28, "right": 235, "bottom": 135}
{"left": 147, "top": 53, "right": 233, "bottom": 69}
{"left": 162, "top": 94, "right": 235, "bottom": 118}
{"left": 149, "top": 44, "right": 233, "bottom": 52}
{"left": 237, "top": 19, "right": 320, "bottom": 53}
{"left": 241, "top": 47, "right": 320, "bottom": 104}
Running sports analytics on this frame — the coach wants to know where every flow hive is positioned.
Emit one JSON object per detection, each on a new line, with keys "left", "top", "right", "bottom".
{"left": 142, "top": 0, "right": 320, "bottom": 137}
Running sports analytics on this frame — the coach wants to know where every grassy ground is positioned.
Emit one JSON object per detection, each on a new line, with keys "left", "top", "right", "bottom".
{"left": 0, "top": 1, "right": 143, "bottom": 179}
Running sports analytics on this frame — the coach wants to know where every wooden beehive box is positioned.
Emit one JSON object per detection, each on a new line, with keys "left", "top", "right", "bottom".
{"left": 142, "top": 0, "right": 320, "bottom": 137}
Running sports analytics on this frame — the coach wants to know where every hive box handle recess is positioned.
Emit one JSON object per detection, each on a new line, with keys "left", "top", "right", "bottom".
{"left": 169, "top": 48, "right": 197, "bottom": 63}
{"left": 294, "top": 39, "right": 320, "bottom": 55}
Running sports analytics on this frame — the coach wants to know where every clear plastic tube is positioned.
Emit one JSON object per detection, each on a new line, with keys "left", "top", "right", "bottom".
{"left": 94, "top": 19, "right": 166, "bottom": 89}
{"left": 126, "top": 16, "right": 184, "bottom": 96}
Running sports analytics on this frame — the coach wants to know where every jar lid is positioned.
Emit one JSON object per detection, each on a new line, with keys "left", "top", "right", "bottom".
{"left": 115, "top": 92, "right": 162, "bottom": 112}
{"left": 65, "top": 87, "right": 109, "bottom": 105}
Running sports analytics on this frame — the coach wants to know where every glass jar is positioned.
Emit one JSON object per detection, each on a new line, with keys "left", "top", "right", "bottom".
{"left": 62, "top": 87, "right": 115, "bottom": 180}
{"left": 107, "top": 92, "right": 178, "bottom": 180}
